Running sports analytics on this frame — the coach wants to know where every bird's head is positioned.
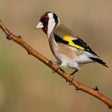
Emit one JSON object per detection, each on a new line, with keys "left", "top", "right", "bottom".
{"left": 36, "top": 11, "right": 59, "bottom": 37}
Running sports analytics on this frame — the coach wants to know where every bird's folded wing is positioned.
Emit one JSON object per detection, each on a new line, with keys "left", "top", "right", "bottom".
{"left": 54, "top": 33, "right": 98, "bottom": 56}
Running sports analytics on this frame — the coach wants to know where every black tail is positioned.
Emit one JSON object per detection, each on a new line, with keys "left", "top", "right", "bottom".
{"left": 90, "top": 57, "right": 108, "bottom": 68}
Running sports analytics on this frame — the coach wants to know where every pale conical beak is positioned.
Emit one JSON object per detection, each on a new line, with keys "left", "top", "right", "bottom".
{"left": 36, "top": 22, "right": 44, "bottom": 29}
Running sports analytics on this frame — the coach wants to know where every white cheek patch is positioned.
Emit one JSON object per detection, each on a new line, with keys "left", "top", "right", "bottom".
{"left": 47, "top": 13, "right": 56, "bottom": 37}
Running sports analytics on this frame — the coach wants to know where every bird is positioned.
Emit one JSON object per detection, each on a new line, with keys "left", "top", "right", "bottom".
{"left": 36, "top": 11, "right": 108, "bottom": 76}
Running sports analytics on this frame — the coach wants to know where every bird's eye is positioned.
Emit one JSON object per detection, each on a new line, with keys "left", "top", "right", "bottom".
{"left": 41, "top": 18, "right": 49, "bottom": 23}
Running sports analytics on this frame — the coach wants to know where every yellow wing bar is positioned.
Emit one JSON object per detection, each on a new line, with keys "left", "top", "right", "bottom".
{"left": 63, "top": 36, "right": 85, "bottom": 50}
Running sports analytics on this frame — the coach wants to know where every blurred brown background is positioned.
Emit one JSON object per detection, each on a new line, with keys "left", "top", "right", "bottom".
{"left": 0, "top": 0, "right": 112, "bottom": 112}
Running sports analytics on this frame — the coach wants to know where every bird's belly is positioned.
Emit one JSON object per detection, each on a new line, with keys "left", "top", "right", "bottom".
{"left": 53, "top": 48, "right": 93, "bottom": 70}
{"left": 55, "top": 52, "right": 82, "bottom": 69}
{"left": 52, "top": 46, "right": 80, "bottom": 69}
{"left": 50, "top": 41, "right": 92, "bottom": 70}
{"left": 52, "top": 44, "right": 76, "bottom": 63}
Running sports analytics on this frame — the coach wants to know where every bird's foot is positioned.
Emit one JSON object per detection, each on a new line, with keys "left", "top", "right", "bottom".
{"left": 51, "top": 61, "right": 64, "bottom": 73}
{"left": 66, "top": 69, "right": 78, "bottom": 85}
{"left": 66, "top": 75, "right": 74, "bottom": 85}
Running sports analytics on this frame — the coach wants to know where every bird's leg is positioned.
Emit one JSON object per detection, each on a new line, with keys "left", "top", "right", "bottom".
{"left": 52, "top": 61, "right": 65, "bottom": 73}
{"left": 66, "top": 69, "right": 78, "bottom": 85}
{"left": 55, "top": 61, "right": 61, "bottom": 66}
{"left": 70, "top": 69, "right": 78, "bottom": 76}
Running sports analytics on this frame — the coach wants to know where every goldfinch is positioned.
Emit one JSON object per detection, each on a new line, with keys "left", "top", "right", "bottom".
{"left": 36, "top": 11, "right": 108, "bottom": 76}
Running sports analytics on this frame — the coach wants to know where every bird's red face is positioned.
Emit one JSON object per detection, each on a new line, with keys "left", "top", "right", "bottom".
{"left": 36, "top": 12, "right": 59, "bottom": 37}
{"left": 37, "top": 13, "right": 49, "bottom": 34}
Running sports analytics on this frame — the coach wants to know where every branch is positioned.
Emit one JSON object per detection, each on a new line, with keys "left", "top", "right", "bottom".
{"left": 0, "top": 21, "right": 112, "bottom": 108}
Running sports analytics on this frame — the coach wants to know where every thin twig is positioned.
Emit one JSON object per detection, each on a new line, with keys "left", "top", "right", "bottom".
{"left": 0, "top": 21, "right": 112, "bottom": 108}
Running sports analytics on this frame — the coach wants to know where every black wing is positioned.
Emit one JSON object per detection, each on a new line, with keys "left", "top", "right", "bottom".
{"left": 54, "top": 33, "right": 98, "bottom": 56}
{"left": 72, "top": 38, "right": 98, "bottom": 56}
